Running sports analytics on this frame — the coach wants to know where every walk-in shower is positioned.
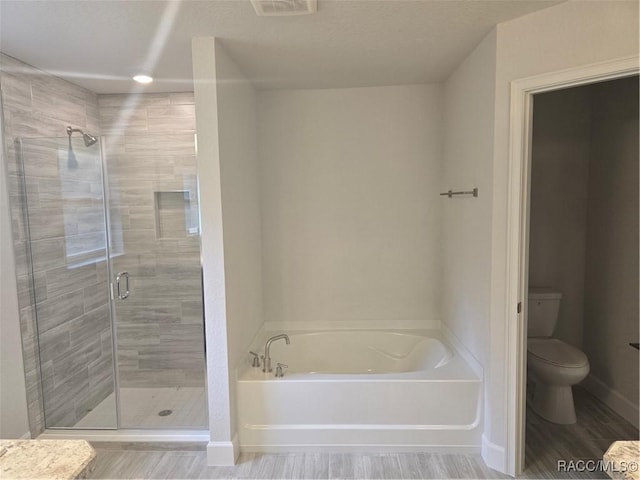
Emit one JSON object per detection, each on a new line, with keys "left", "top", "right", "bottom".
{"left": 17, "top": 128, "right": 207, "bottom": 432}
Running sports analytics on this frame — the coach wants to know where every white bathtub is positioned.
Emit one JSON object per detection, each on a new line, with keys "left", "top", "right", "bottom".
{"left": 237, "top": 329, "right": 482, "bottom": 451}
{"left": 264, "top": 331, "right": 452, "bottom": 375}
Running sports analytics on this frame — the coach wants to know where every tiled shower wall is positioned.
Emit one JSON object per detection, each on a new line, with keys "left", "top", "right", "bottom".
{"left": 0, "top": 53, "right": 112, "bottom": 433}
{"left": 98, "top": 93, "right": 205, "bottom": 388}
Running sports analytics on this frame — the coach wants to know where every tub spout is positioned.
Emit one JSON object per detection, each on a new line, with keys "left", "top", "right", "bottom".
{"left": 263, "top": 334, "right": 290, "bottom": 373}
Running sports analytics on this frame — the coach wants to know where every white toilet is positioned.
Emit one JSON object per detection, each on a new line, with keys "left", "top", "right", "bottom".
{"left": 527, "top": 287, "right": 590, "bottom": 424}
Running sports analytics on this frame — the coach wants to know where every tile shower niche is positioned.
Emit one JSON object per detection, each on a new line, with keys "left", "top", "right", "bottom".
{"left": 154, "top": 190, "right": 199, "bottom": 239}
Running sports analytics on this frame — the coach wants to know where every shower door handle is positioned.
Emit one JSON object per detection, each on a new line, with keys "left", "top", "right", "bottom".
{"left": 116, "top": 271, "right": 130, "bottom": 300}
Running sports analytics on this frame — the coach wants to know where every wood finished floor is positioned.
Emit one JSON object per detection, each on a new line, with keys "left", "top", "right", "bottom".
{"left": 89, "top": 451, "right": 507, "bottom": 480}
{"left": 523, "top": 386, "right": 638, "bottom": 479}
{"left": 89, "top": 387, "right": 638, "bottom": 479}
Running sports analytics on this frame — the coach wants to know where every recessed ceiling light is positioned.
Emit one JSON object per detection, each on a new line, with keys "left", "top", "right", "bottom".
{"left": 133, "top": 75, "right": 153, "bottom": 84}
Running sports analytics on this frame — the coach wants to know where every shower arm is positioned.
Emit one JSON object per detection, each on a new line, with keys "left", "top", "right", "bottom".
{"left": 66, "top": 126, "right": 98, "bottom": 147}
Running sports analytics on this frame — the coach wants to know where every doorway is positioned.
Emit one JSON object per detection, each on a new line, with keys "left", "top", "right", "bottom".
{"left": 524, "top": 75, "right": 639, "bottom": 473}
{"left": 505, "top": 57, "right": 640, "bottom": 475}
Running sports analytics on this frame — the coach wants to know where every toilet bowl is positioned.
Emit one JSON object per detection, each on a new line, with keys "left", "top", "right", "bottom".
{"left": 527, "top": 338, "right": 590, "bottom": 424}
{"left": 527, "top": 288, "right": 590, "bottom": 424}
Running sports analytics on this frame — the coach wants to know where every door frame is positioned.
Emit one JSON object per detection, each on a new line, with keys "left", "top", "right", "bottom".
{"left": 505, "top": 55, "right": 639, "bottom": 476}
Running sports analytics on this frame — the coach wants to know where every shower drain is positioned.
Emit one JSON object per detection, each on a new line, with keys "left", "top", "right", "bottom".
{"left": 158, "top": 409, "right": 173, "bottom": 417}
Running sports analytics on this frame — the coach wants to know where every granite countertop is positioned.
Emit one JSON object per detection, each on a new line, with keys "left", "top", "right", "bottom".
{"left": 604, "top": 441, "right": 640, "bottom": 480}
{"left": 0, "top": 439, "right": 96, "bottom": 479}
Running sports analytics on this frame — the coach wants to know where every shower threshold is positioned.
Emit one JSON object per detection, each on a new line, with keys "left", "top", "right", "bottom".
{"left": 37, "top": 429, "right": 209, "bottom": 444}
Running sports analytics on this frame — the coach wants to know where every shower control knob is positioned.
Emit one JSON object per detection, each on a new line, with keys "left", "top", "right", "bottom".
{"left": 275, "top": 363, "right": 288, "bottom": 378}
{"left": 249, "top": 351, "right": 261, "bottom": 368}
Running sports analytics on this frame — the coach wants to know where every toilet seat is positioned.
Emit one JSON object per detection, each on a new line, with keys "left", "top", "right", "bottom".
{"left": 528, "top": 338, "right": 588, "bottom": 368}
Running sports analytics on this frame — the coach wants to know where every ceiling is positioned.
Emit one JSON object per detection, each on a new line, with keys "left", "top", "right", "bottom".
{"left": 0, "top": 0, "right": 561, "bottom": 94}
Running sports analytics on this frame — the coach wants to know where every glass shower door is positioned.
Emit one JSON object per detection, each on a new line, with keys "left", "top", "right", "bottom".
{"left": 102, "top": 133, "right": 207, "bottom": 429}
{"left": 19, "top": 136, "right": 117, "bottom": 429}
{"left": 18, "top": 132, "right": 207, "bottom": 430}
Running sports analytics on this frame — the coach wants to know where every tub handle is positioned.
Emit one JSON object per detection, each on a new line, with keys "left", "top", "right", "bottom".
{"left": 275, "top": 363, "right": 288, "bottom": 378}
{"left": 249, "top": 351, "right": 261, "bottom": 368}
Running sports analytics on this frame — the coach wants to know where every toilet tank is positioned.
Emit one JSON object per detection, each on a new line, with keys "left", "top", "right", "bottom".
{"left": 527, "top": 287, "right": 562, "bottom": 337}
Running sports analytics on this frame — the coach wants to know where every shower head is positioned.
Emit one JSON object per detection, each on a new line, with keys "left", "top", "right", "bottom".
{"left": 83, "top": 132, "right": 98, "bottom": 147}
{"left": 66, "top": 126, "right": 98, "bottom": 147}
{"left": 66, "top": 126, "right": 96, "bottom": 169}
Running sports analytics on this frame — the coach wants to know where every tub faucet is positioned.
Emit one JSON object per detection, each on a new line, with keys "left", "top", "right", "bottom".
{"left": 263, "top": 334, "right": 290, "bottom": 373}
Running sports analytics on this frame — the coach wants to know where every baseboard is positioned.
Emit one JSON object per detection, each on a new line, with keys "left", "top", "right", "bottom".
{"left": 581, "top": 374, "right": 639, "bottom": 429}
{"left": 481, "top": 434, "right": 506, "bottom": 474}
{"left": 207, "top": 433, "right": 239, "bottom": 466}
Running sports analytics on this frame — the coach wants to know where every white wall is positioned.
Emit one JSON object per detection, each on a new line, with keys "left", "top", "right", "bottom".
{"left": 441, "top": 28, "right": 497, "bottom": 461}
{"left": 0, "top": 104, "right": 30, "bottom": 439}
{"left": 487, "top": 0, "right": 639, "bottom": 470}
{"left": 215, "top": 41, "right": 264, "bottom": 433}
{"left": 258, "top": 85, "right": 442, "bottom": 326}
{"left": 442, "top": 29, "right": 496, "bottom": 373}
{"left": 192, "top": 37, "right": 263, "bottom": 465}
{"left": 192, "top": 37, "right": 235, "bottom": 465}
{"left": 529, "top": 86, "right": 592, "bottom": 348}
{"left": 583, "top": 76, "right": 639, "bottom": 427}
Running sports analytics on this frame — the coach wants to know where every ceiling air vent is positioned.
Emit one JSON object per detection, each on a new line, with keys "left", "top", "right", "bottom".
{"left": 251, "top": 0, "right": 317, "bottom": 16}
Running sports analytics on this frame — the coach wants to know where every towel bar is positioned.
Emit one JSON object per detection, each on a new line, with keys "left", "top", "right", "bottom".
{"left": 440, "top": 188, "right": 478, "bottom": 198}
